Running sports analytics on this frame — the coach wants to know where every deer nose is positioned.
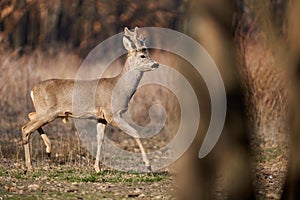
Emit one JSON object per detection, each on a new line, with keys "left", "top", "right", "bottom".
{"left": 152, "top": 62, "right": 159, "bottom": 69}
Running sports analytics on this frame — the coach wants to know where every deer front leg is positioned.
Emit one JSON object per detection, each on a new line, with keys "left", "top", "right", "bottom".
{"left": 94, "top": 122, "right": 106, "bottom": 173}
{"left": 134, "top": 137, "right": 152, "bottom": 172}
{"left": 114, "top": 110, "right": 152, "bottom": 172}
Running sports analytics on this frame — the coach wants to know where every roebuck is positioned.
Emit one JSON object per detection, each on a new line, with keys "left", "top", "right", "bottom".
{"left": 21, "top": 27, "right": 159, "bottom": 172}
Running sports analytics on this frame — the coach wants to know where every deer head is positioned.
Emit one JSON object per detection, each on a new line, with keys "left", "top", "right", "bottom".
{"left": 123, "top": 27, "right": 159, "bottom": 72}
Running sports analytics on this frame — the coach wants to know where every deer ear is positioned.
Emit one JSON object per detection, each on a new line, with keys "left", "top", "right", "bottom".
{"left": 123, "top": 36, "right": 134, "bottom": 52}
{"left": 134, "top": 27, "right": 139, "bottom": 34}
{"left": 124, "top": 27, "right": 130, "bottom": 35}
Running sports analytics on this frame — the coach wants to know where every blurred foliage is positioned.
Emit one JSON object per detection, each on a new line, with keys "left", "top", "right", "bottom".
{"left": 0, "top": 0, "right": 187, "bottom": 56}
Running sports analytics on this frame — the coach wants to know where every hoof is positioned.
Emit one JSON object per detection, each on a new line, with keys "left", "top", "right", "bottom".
{"left": 26, "top": 166, "right": 34, "bottom": 172}
{"left": 94, "top": 168, "right": 101, "bottom": 173}
{"left": 146, "top": 166, "right": 153, "bottom": 173}
{"left": 46, "top": 152, "right": 51, "bottom": 158}
{"left": 94, "top": 165, "right": 101, "bottom": 173}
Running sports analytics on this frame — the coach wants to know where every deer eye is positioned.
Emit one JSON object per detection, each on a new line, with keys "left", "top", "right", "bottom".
{"left": 140, "top": 55, "right": 146, "bottom": 58}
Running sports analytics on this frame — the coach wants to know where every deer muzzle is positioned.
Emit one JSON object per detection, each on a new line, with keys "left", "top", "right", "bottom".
{"left": 151, "top": 62, "right": 159, "bottom": 69}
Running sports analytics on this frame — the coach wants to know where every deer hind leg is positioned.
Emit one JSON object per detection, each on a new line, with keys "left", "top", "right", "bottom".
{"left": 22, "top": 119, "right": 45, "bottom": 171}
{"left": 114, "top": 113, "right": 152, "bottom": 172}
{"left": 21, "top": 114, "right": 57, "bottom": 171}
{"left": 37, "top": 128, "right": 52, "bottom": 158}
{"left": 94, "top": 121, "right": 106, "bottom": 173}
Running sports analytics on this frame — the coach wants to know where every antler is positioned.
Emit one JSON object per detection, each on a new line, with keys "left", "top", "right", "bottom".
{"left": 124, "top": 27, "right": 146, "bottom": 50}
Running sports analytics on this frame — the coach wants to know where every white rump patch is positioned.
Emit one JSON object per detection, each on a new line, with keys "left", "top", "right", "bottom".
{"left": 30, "top": 90, "right": 34, "bottom": 101}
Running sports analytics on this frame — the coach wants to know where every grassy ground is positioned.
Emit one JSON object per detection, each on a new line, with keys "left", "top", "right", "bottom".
{"left": 0, "top": 158, "right": 174, "bottom": 199}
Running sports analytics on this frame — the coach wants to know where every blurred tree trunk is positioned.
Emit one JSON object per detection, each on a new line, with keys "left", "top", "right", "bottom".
{"left": 176, "top": 0, "right": 255, "bottom": 199}
{"left": 235, "top": 1, "right": 289, "bottom": 199}
{"left": 282, "top": 0, "right": 300, "bottom": 199}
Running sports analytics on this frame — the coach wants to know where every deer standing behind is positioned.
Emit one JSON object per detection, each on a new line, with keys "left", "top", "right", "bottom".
{"left": 21, "top": 27, "right": 159, "bottom": 172}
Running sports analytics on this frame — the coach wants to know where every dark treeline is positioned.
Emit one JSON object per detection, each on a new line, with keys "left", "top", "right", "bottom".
{"left": 0, "top": 0, "right": 185, "bottom": 56}
{"left": 0, "top": 0, "right": 287, "bottom": 56}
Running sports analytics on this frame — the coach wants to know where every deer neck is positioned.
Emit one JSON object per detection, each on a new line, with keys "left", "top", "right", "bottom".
{"left": 112, "top": 60, "right": 144, "bottom": 110}
{"left": 117, "top": 69, "right": 143, "bottom": 96}
{"left": 118, "top": 57, "right": 144, "bottom": 90}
